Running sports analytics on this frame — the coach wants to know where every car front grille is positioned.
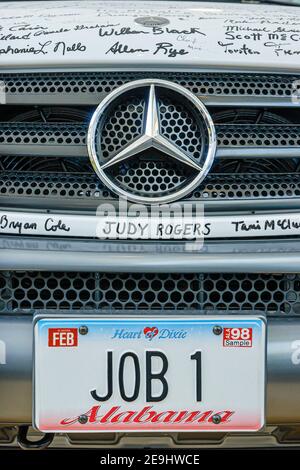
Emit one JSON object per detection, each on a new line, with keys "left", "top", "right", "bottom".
{"left": 1, "top": 271, "right": 299, "bottom": 316}
{"left": 0, "top": 71, "right": 300, "bottom": 213}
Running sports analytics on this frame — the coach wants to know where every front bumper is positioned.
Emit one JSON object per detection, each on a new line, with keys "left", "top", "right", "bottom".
{"left": 0, "top": 316, "right": 299, "bottom": 426}
{"left": 1, "top": 235, "right": 300, "bottom": 448}
{"left": 2, "top": 236, "right": 300, "bottom": 273}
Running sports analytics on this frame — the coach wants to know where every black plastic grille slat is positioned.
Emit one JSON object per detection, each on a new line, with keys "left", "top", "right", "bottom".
{"left": 216, "top": 125, "right": 300, "bottom": 148}
{"left": 0, "top": 271, "right": 299, "bottom": 315}
{"left": 0, "top": 123, "right": 87, "bottom": 157}
{"left": 0, "top": 123, "right": 86, "bottom": 145}
{"left": 1, "top": 72, "right": 298, "bottom": 106}
{"left": 0, "top": 172, "right": 299, "bottom": 204}
{"left": 0, "top": 123, "right": 300, "bottom": 158}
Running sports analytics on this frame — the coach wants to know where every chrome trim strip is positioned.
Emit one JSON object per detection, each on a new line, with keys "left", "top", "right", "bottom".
{"left": 217, "top": 148, "right": 300, "bottom": 159}
{"left": 1, "top": 237, "right": 300, "bottom": 273}
{"left": 1, "top": 145, "right": 299, "bottom": 160}
{"left": 2, "top": 195, "right": 300, "bottom": 212}
{"left": 5, "top": 94, "right": 298, "bottom": 108}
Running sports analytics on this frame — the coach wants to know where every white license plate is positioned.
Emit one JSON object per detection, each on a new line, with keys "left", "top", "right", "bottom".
{"left": 34, "top": 316, "right": 266, "bottom": 433}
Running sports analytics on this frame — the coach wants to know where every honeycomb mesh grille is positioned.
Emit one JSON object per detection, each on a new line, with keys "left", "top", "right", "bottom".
{"left": 116, "top": 161, "right": 186, "bottom": 194}
{"left": 159, "top": 97, "right": 202, "bottom": 160}
{"left": 100, "top": 96, "right": 145, "bottom": 159}
{"left": 0, "top": 271, "right": 299, "bottom": 315}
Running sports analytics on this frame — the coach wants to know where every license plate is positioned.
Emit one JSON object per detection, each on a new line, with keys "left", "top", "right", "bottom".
{"left": 34, "top": 316, "right": 266, "bottom": 433}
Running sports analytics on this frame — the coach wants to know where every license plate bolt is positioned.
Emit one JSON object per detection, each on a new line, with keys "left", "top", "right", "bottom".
{"left": 78, "top": 414, "right": 88, "bottom": 424}
{"left": 213, "top": 325, "right": 223, "bottom": 336}
{"left": 212, "top": 414, "right": 222, "bottom": 424}
{"left": 79, "top": 325, "right": 89, "bottom": 335}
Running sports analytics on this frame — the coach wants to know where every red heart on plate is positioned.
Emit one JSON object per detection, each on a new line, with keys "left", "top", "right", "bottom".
{"left": 144, "top": 326, "right": 159, "bottom": 340}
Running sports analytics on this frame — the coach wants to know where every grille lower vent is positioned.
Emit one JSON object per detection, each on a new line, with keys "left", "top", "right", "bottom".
{"left": 1, "top": 271, "right": 299, "bottom": 315}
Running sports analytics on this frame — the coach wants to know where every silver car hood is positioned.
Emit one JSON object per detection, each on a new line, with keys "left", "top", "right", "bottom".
{"left": 0, "top": 0, "right": 300, "bottom": 72}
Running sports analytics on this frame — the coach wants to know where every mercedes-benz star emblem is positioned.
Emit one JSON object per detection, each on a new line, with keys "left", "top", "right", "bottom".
{"left": 88, "top": 79, "right": 217, "bottom": 204}
{"left": 134, "top": 16, "right": 170, "bottom": 27}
